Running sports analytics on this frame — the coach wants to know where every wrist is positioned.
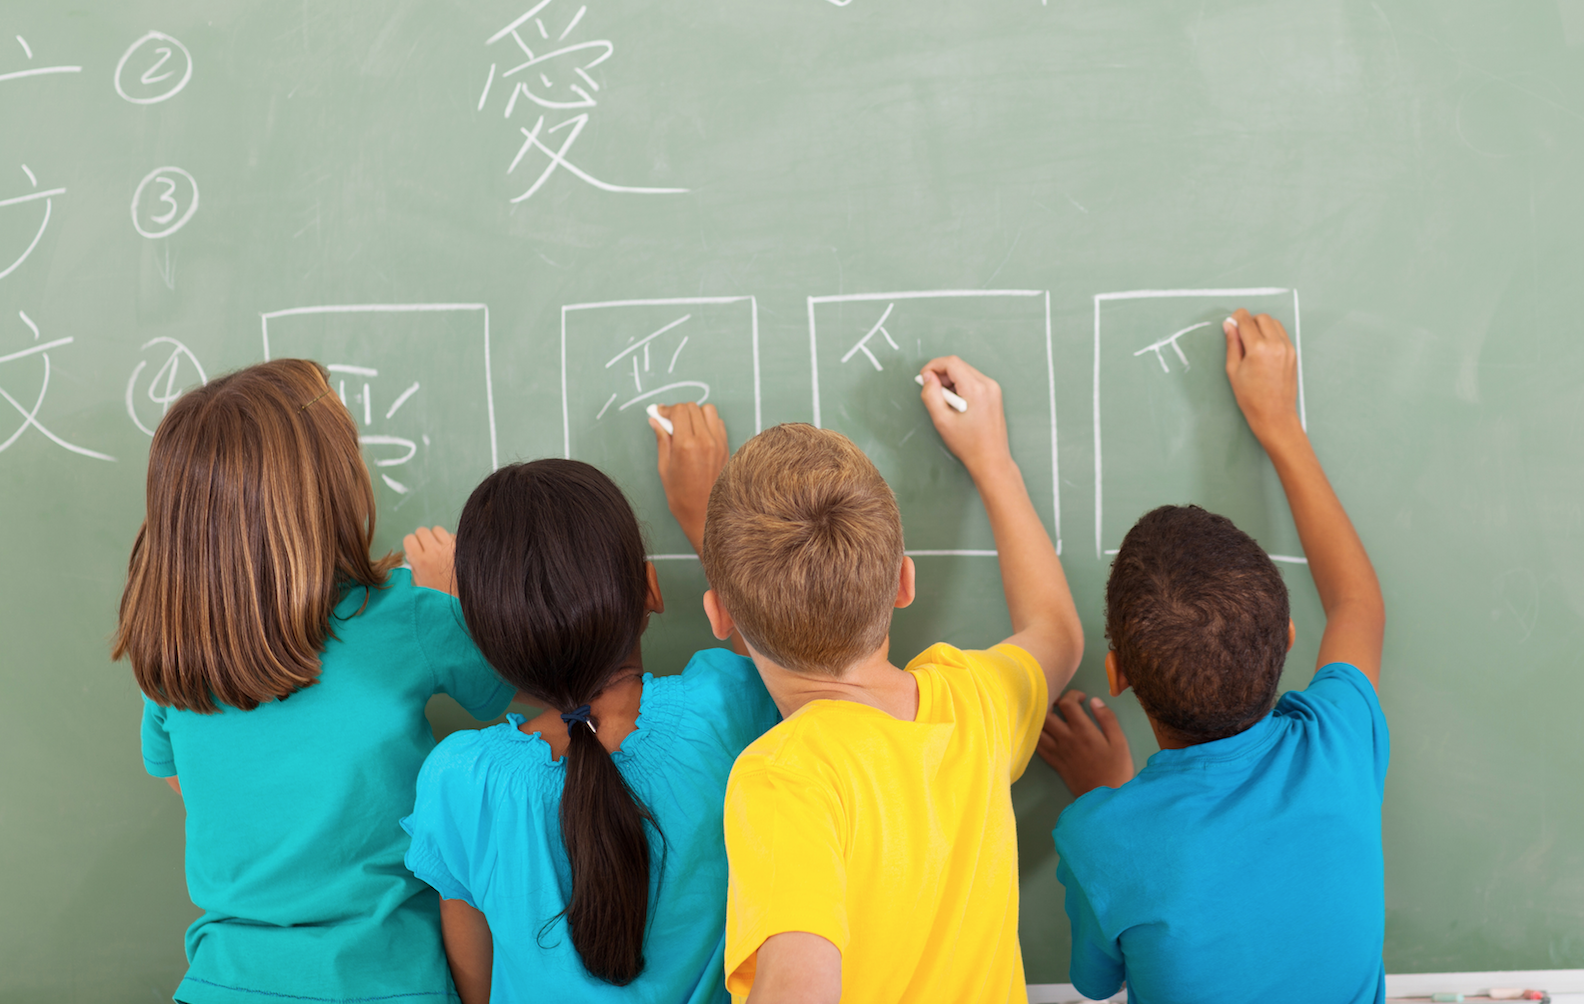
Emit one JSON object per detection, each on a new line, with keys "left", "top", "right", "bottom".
{"left": 965, "top": 451, "right": 1021, "bottom": 488}
{"left": 1251, "top": 416, "right": 1309, "bottom": 457}
{"left": 679, "top": 521, "right": 706, "bottom": 556}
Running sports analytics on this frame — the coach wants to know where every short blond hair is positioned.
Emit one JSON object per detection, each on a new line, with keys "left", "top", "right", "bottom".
{"left": 701, "top": 424, "right": 903, "bottom": 676}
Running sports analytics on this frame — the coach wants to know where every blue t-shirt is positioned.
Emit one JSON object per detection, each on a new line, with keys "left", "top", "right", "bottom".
{"left": 140, "top": 569, "right": 513, "bottom": 1004}
{"left": 1053, "top": 662, "right": 1389, "bottom": 1004}
{"left": 402, "top": 648, "right": 781, "bottom": 1004}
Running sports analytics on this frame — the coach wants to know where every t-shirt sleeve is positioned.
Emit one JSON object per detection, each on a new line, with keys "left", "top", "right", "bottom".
{"left": 401, "top": 738, "right": 485, "bottom": 908}
{"left": 723, "top": 761, "right": 848, "bottom": 996}
{"left": 1297, "top": 662, "right": 1390, "bottom": 797}
{"left": 411, "top": 585, "right": 512, "bottom": 720}
{"left": 1056, "top": 854, "right": 1126, "bottom": 999}
{"left": 981, "top": 644, "right": 1050, "bottom": 781}
{"left": 139, "top": 695, "right": 177, "bottom": 778}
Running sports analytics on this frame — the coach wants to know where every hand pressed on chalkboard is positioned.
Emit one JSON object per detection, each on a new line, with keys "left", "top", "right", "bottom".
{"left": 1038, "top": 691, "right": 1135, "bottom": 799}
{"left": 404, "top": 526, "right": 458, "bottom": 595}
{"left": 651, "top": 402, "right": 729, "bottom": 556}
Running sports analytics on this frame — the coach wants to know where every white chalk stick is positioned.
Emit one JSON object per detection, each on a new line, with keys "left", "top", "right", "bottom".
{"left": 914, "top": 373, "right": 968, "bottom": 413}
{"left": 646, "top": 403, "right": 674, "bottom": 435}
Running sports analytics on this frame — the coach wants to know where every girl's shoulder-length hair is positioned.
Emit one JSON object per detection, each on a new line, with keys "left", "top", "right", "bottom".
{"left": 112, "top": 358, "right": 399, "bottom": 714}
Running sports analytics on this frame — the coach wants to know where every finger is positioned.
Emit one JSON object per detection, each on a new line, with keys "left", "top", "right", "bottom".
{"left": 918, "top": 368, "right": 956, "bottom": 425}
{"left": 651, "top": 416, "right": 672, "bottom": 467}
{"left": 1057, "top": 690, "right": 1101, "bottom": 736}
{"left": 671, "top": 402, "right": 703, "bottom": 442}
{"left": 1037, "top": 724, "right": 1059, "bottom": 750}
{"left": 432, "top": 526, "right": 453, "bottom": 545}
{"left": 701, "top": 403, "right": 727, "bottom": 448}
{"left": 924, "top": 355, "right": 989, "bottom": 397}
{"left": 1043, "top": 707, "right": 1072, "bottom": 738}
{"left": 1253, "top": 312, "right": 1287, "bottom": 345}
{"left": 414, "top": 526, "right": 437, "bottom": 551}
{"left": 1053, "top": 689, "right": 1089, "bottom": 724}
{"left": 401, "top": 532, "right": 419, "bottom": 557}
{"left": 1230, "top": 308, "right": 1259, "bottom": 340}
{"left": 919, "top": 355, "right": 963, "bottom": 393}
{"left": 1223, "top": 315, "right": 1245, "bottom": 373}
{"left": 1035, "top": 729, "right": 1061, "bottom": 763}
{"left": 1088, "top": 697, "right": 1126, "bottom": 745}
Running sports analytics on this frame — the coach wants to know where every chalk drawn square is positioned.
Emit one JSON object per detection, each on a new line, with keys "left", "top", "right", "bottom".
{"left": 1093, "top": 287, "right": 1306, "bottom": 564}
{"left": 561, "top": 296, "right": 759, "bottom": 559}
{"left": 261, "top": 304, "right": 497, "bottom": 557}
{"left": 809, "top": 290, "right": 1059, "bottom": 556}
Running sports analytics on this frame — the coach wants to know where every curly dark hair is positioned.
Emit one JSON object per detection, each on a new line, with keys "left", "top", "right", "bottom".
{"left": 1106, "top": 505, "right": 1290, "bottom": 742}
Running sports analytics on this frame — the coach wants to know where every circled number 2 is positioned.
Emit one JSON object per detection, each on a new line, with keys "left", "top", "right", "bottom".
{"left": 114, "top": 31, "right": 193, "bottom": 105}
{"left": 131, "top": 167, "right": 199, "bottom": 239}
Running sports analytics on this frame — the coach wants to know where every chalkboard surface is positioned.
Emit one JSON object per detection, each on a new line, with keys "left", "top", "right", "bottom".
{"left": 4, "top": 1, "right": 1583, "bottom": 996}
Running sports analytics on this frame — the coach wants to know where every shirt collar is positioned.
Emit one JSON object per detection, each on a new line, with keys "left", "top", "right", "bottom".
{"left": 1143, "top": 711, "right": 1280, "bottom": 771}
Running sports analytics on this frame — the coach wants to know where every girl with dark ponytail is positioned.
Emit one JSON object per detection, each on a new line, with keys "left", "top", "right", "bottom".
{"left": 402, "top": 405, "right": 780, "bottom": 1004}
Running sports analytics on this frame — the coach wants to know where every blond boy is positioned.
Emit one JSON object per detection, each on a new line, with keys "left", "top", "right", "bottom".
{"left": 700, "top": 358, "right": 1083, "bottom": 1004}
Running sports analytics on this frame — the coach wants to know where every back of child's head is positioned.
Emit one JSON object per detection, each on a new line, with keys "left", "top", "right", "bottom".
{"left": 452, "top": 458, "right": 653, "bottom": 986}
{"left": 113, "top": 358, "right": 394, "bottom": 714}
{"left": 701, "top": 423, "right": 903, "bottom": 676}
{"left": 1106, "top": 505, "right": 1290, "bottom": 742}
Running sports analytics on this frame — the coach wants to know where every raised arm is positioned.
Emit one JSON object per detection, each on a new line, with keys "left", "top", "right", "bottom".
{"left": 1224, "top": 310, "right": 1384, "bottom": 688}
{"left": 650, "top": 402, "right": 729, "bottom": 555}
{"left": 650, "top": 402, "right": 747, "bottom": 655}
{"left": 918, "top": 356, "right": 1083, "bottom": 696}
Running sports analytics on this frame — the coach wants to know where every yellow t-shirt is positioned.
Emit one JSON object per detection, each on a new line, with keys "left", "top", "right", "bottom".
{"left": 723, "top": 642, "right": 1047, "bottom": 1004}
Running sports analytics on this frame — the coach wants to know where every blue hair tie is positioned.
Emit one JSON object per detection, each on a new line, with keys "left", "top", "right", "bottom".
{"left": 561, "top": 704, "right": 595, "bottom": 733}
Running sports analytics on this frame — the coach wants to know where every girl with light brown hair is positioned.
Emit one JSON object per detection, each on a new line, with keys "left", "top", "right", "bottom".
{"left": 113, "top": 358, "right": 512, "bottom": 1004}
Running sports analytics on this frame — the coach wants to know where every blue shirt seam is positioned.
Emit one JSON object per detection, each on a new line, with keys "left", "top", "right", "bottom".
{"left": 179, "top": 975, "right": 459, "bottom": 1002}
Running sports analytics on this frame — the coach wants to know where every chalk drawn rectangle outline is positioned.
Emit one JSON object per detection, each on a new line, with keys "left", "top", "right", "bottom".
{"left": 807, "top": 289, "right": 1059, "bottom": 557}
{"left": 559, "top": 296, "right": 761, "bottom": 461}
{"left": 1092, "top": 287, "right": 1304, "bottom": 562}
{"left": 260, "top": 303, "right": 497, "bottom": 470}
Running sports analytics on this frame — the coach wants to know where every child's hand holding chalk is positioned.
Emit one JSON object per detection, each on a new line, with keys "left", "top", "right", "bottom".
{"left": 917, "top": 357, "right": 1012, "bottom": 482}
{"left": 649, "top": 401, "right": 729, "bottom": 554}
{"left": 915, "top": 373, "right": 968, "bottom": 413}
{"left": 646, "top": 403, "right": 674, "bottom": 435}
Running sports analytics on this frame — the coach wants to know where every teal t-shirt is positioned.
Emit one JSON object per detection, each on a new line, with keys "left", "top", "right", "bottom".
{"left": 1054, "top": 662, "right": 1390, "bottom": 1004}
{"left": 139, "top": 568, "right": 513, "bottom": 1004}
{"left": 401, "top": 648, "right": 780, "bottom": 1004}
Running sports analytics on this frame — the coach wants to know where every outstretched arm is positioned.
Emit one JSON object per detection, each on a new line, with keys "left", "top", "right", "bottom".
{"left": 918, "top": 356, "right": 1083, "bottom": 696}
{"left": 1224, "top": 309, "right": 1384, "bottom": 688}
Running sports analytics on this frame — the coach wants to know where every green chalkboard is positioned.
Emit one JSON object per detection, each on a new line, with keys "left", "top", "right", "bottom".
{"left": 4, "top": 0, "right": 1583, "bottom": 997}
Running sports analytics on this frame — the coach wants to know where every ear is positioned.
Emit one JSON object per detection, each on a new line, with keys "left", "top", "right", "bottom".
{"left": 1287, "top": 619, "right": 1296, "bottom": 652}
{"left": 643, "top": 561, "right": 664, "bottom": 615}
{"left": 703, "top": 589, "right": 736, "bottom": 642}
{"left": 1105, "top": 650, "right": 1131, "bottom": 698}
{"left": 894, "top": 556, "right": 916, "bottom": 610}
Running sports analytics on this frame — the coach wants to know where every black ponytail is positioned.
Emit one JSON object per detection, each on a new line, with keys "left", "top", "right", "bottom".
{"left": 454, "top": 459, "right": 655, "bottom": 985}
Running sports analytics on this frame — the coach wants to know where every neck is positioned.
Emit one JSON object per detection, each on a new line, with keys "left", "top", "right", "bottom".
{"left": 1148, "top": 717, "right": 1195, "bottom": 751}
{"left": 521, "top": 646, "right": 647, "bottom": 759}
{"left": 748, "top": 638, "right": 919, "bottom": 722}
